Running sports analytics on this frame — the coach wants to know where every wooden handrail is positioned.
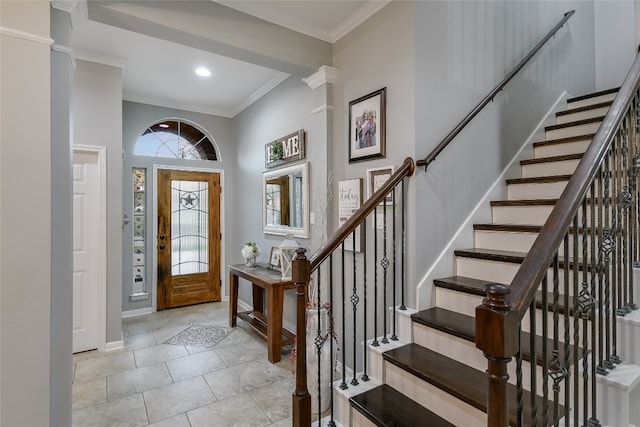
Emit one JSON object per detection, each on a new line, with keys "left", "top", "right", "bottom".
{"left": 308, "top": 157, "right": 415, "bottom": 271}
{"left": 508, "top": 53, "right": 640, "bottom": 319}
{"left": 416, "top": 10, "right": 575, "bottom": 170}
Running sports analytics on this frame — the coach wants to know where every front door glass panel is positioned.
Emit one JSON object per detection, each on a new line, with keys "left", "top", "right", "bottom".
{"left": 171, "top": 180, "right": 209, "bottom": 275}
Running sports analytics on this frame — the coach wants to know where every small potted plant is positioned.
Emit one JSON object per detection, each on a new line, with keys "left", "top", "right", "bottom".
{"left": 241, "top": 241, "right": 260, "bottom": 267}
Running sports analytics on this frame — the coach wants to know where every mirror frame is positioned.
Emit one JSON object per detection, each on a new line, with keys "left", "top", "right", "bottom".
{"left": 263, "top": 162, "right": 309, "bottom": 238}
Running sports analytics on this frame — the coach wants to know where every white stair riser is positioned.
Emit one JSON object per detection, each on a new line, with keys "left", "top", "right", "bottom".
{"left": 535, "top": 138, "right": 592, "bottom": 158}
{"left": 413, "top": 323, "right": 568, "bottom": 402}
{"left": 567, "top": 92, "right": 617, "bottom": 109}
{"left": 435, "top": 287, "right": 579, "bottom": 341}
{"left": 491, "top": 204, "right": 598, "bottom": 226}
{"left": 546, "top": 121, "right": 602, "bottom": 140}
{"left": 521, "top": 158, "right": 581, "bottom": 178}
{"left": 508, "top": 180, "right": 568, "bottom": 199}
{"left": 352, "top": 410, "right": 375, "bottom": 427}
{"left": 475, "top": 230, "right": 583, "bottom": 253}
{"left": 385, "top": 362, "right": 487, "bottom": 426}
{"left": 556, "top": 105, "right": 610, "bottom": 124}
{"left": 492, "top": 205, "right": 555, "bottom": 225}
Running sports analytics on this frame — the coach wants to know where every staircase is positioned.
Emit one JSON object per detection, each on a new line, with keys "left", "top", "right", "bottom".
{"left": 330, "top": 88, "right": 640, "bottom": 426}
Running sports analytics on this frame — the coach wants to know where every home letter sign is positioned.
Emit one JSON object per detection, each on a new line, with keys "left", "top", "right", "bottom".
{"left": 265, "top": 129, "right": 306, "bottom": 169}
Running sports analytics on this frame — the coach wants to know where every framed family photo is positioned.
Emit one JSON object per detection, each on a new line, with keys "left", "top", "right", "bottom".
{"left": 367, "top": 166, "right": 395, "bottom": 205}
{"left": 269, "top": 247, "right": 281, "bottom": 271}
{"left": 338, "top": 178, "right": 363, "bottom": 252}
{"left": 348, "top": 87, "right": 386, "bottom": 163}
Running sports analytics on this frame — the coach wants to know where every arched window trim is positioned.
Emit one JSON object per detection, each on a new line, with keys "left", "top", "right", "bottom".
{"left": 134, "top": 118, "right": 220, "bottom": 161}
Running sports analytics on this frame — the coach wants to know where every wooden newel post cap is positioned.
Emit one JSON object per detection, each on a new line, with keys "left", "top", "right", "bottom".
{"left": 291, "top": 248, "right": 309, "bottom": 284}
{"left": 482, "top": 284, "right": 510, "bottom": 311}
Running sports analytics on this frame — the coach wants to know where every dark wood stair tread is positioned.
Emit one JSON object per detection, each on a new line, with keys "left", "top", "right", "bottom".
{"left": 567, "top": 87, "right": 618, "bottom": 104}
{"left": 557, "top": 100, "right": 612, "bottom": 117}
{"left": 433, "top": 276, "right": 574, "bottom": 316}
{"left": 520, "top": 153, "right": 582, "bottom": 166}
{"left": 506, "top": 174, "right": 572, "bottom": 185}
{"left": 474, "top": 224, "right": 542, "bottom": 233}
{"left": 350, "top": 384, "right": 455, "bottom": 427}
{"left": 454, "top": 248, "right": 591, "bottom": 272}
{"left": 533, "top": 133, "right": 594, "bottom": 148}
{"left": 383, "top": 343, "right": 562, "bottom": 426}
{"left": 545, "top": 116, "right": 604, "bottom": 131}
{"left": 411, "top": 307, "right": 581, "bottom": 365}
{"left": 491, "top": 198, "right": 557, "bottom": 207}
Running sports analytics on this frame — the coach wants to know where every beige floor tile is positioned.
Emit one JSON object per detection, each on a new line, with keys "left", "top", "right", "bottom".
{"left": 133, "top": 343, "right": 188, "bottom": 367}
{"left": 203, "top": 362, "right": 270, "bottom": 401}
{"left": 187, "top": 393, "right": 271, "bottom": 427}
{"left": 270, "top": 418, "right": 292, "bottom": 427}
{"left": 72, "top": 376, "right": 106, "bottom": 411}
{"left": 123, "top": 331, "right": 157, "bottom": 351}
{"left": 168, "top": 312, "right": 210, "bottom": 328}
{"left": 73, "top": 393, "right": 148, "bottom": 427}
{"left": 127, "top": 318, "right": 173, "bottom": 336}
{"left": 74, "top": 351, "right": 136, "bottom": 382}
{"left": 165, "top": 349, "right": 227, "bottom": 382}
{"left": 143, "top": 376, "right": 216, "bottom": 423}
{"left": 148, "top": 413, "right": 191, "bottom": 427}
{"left": 153, "top": 324, "right": 189, "bottom": 344}
{"left": 249, "top": 378, "right": 295, "bottom": 422}
{"left": 107, "top": 362, "right": 173, "bottom": 401}
{"left": 214, "top": 339, "right": 266, "bottom": 366}
{"left": 255, "top": 358, "right": 294, "bottom": 383}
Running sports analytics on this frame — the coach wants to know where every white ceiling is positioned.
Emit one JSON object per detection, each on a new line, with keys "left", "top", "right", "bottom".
{"left": 69, "top": 0, "right": 390, "bottom": 118}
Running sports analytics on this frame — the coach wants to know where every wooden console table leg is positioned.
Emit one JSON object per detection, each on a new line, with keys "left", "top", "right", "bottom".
{"left": 266, "top": 287, "right": 285, "bottom": 363}
{"left": 252, "top": 283, "right": 264, "bottom": 317}
{"left": 229, "top": 272, "right": 239, "bottom": 327}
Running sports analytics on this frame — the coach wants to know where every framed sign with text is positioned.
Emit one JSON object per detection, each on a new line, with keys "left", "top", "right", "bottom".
{"left": 265, "top": 129, "right": 306, "bottom": 169}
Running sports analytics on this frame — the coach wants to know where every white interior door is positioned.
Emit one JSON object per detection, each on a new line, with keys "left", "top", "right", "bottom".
{"left": 73, "top": 150, "right": 101, "bottom": 353}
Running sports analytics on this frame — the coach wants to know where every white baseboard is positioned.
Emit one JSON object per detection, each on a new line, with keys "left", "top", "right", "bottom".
{"left": 416, "top": 91, "right": 570, "bottom": 310}
{"left": 121, "top": 307, "right": 153, "bottom": 318}
{"left": 105, "top": 338, "right": 124, "bottom": 352}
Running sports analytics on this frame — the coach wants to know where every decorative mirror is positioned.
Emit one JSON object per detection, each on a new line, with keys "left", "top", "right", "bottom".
{"left": 263, "top": 162, "right": 309, "bottom": 238}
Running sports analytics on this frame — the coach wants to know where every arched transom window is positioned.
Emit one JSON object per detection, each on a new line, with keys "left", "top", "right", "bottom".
{"left": 134, "top": 119, "right": 218, "bottom": 160}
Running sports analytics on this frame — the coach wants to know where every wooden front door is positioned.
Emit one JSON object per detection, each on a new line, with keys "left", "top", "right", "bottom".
{"left": 157, "top": 169, "right": 221, "bottom": 309}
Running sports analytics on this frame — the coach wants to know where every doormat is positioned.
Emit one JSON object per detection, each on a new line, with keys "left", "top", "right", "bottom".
{"left": 165, "top": 325, "right": 232, "bottom": 348}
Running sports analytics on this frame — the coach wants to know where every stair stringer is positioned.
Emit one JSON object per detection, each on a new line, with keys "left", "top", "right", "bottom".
{"left": 416, "top": 91, "right": 570, "bottom": 311}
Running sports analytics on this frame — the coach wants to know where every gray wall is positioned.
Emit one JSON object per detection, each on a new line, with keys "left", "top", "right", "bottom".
{"left": 410, "top": 1, "right": 597, "bottom": 308}
{"left": 594, "top": 0, "right": 637, "bottom": 90}
{"left": 0, "top": 2, "right": 52, "bottom": 425}
{"left": 232, "top": 75, "right": 330, "bottom": 328}
{"left": 74, "top": 59, "right": 124, "bottom": 344}
{"left": 121, "top": 101, "right": 234, "bottom": 312}
{"left": 50, "top": 7, "right": 74, "bottom": 426}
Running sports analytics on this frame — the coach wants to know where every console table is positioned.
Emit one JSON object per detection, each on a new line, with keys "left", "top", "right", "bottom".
{"left": 228, "top": 263, "right": 296, "bottom": 363}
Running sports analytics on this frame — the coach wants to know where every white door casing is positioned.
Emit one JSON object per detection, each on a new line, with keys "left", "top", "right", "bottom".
{"left": 73, "top": 146, "right": 106, "bottom": 353}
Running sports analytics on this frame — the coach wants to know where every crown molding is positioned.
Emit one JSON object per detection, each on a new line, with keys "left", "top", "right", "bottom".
{"left": 303, "top": 66, "right": 339, "bottom": 90}
{"left": 230, "top": 72, "right": 290, "bottom": 117}
{"left": 310, "top": 104, "right": 335, "bottom": 116}
{"left": 74, "top": 48, "right": 127, "bottom": 70}
{"left": 51, "top": 44, "right": 76, "bottom": 68}
{"left": 0, "top": 26, "right": 53, "bottom": 45}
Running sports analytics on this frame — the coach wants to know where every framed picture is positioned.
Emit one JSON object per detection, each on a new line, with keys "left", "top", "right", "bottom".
{"left": 367, "top": 166, "right": 395, "bottom": 205}
{"left": 269, "top": 247, "right": 281, "bottom": 271}
{"left": 338, "top": 179, "right": 363, "bottom": 252}
{"left": 349, "top": 87, "right": 386, "bottom": 163}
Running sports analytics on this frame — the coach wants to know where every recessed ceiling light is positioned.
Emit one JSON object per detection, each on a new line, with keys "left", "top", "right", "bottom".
{"left": 195, "top": 67, "right": 211, "bottom": 77}
{"left": 159, "top": 123, "right": 169, "bottom": 128}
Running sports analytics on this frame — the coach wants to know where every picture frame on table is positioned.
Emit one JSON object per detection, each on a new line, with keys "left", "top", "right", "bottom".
{"left": 269, "top": 247, "right": 281, "bottom": 271}
{"left": 348, "top": 87, "right": 386, "bottom": 163}
{"left": 366, "top": 166, "right": 395, "bottom": 205}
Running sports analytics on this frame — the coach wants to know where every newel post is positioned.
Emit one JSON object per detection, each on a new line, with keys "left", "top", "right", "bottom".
{"left": 475, "top": 284, "right": 519, "bottom": 427}
{"left": 292, "top": 248, "right": 311, "bottom": 427}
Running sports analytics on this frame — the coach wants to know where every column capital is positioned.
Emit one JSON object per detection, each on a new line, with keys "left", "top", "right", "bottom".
{"left": 303, "top": 65, "right": 338, "bottom": 89}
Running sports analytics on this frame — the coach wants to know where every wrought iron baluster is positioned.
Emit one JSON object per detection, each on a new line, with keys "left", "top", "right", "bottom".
{"left": 391, "top": 187, "right": 398, "bottom": 341}
{"left": 516, "top": 331, "right": 524, "bottom": 427}
{"left": 541, "top": 275, "right": 549, "bottom": 425}
{"left": 603, "top": 152, "right": 615, "bottom": 371}
{"left": 573, "top": 214, "right": 580, "bottom": 427}
{"left": 589, "top": 183, "right": 601, "bottom": 427}
{"left": 400, "top": 179, "right": 407, "bottom": 311}
{"left": 361, "top": 219, "right": 369, "bottom": 382}
{"left": 529, "top": 299, "right": 538, "bottom": 426}
{"left": 328, "top": 256, "right": 336, "bottom": 427}
{"left": 597, "top": 164, "right": 608, "bottom": 375}
{"left": 549, "top": 252, "right": 567, "bottom": 427}
{"left": 563, "top": 234, "right": 572, "bottom": 424}
{"left": 350, "top": 229, "right": 359, "bottom": 386}
{"left": 372, "top": 208, "right": 379, "bottom": 347}
{"left": 339, "top": 242, "right": 347, "bottom": 390}
{"left": 579, "top": 198, "right": 595, "bottom": 426}
{"left": 315, "top": 268, "right": 322, "bottom": 427}
{"left": 381, "top": 197, "right": 389, "bottom": 344}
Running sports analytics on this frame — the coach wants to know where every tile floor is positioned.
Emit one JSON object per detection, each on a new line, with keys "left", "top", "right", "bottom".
{"left": 72, "top": 301, "right": 294, "bottom": 427}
